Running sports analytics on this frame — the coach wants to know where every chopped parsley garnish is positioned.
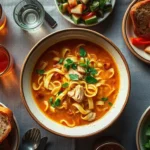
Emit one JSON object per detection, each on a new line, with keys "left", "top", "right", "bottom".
{"left": 101, "top": 97, "right": 108, "bottom": 101}
{"left": 88, "top": 67, "right": 98, "bottom": 75}
{"left": 49, "top": 97, "right": 53, "bottom": 104}
{"left": 51, "top": 99, "right": 61, "bottom": 108}
{"left": 72, "top": 63, "right": 77, "bottom": 70}
{"left": 58, "top": 91, "right": 63, "bottom": 95}
{"left": 62, "top": 83, "right": 69, "bottom": 88}
{"left": 79, "top": 63, "right": 87, "bottom": 67}
{"left": 79, "top": 47, "right": 87, "bottom": 57}
{"left": 64, "top": 59, "right": 77, "bottom": 70}
{"left": 69, "top": 74, "right": 79, "bottom": 81}
{"left": 58, "top": 58, "right": 64, "bottom": 64}
{"left": 85, "top": 75, "right": 98, "bottom": 84}
{"left": 36, "top": 69, "right": 45, "bottom": 75}
{"left": 108, "top": 102, "right": 113, "bottom": 106}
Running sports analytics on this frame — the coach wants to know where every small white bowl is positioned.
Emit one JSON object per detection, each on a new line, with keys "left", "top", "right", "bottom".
{"left": 20, "top": 28, "right": 130, "bottom": 138}
{"left": 122, "top": 0, "right": 150, "bottom": 64}
{"left": 0, "top": 103, "right": 20, "bottom": 150}
{"left": 54, "top": 0, "right": 116, "bottom": 27}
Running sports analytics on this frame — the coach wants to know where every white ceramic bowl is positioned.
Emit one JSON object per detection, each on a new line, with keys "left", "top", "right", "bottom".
{"left": 20, "top": 28, "right": 130, "bottom": 138}
{"left": 122, "top": 0, "right": 150, "bottom": 64}
{"left": 54, "top": 0, "right": 116, "bottom": 27}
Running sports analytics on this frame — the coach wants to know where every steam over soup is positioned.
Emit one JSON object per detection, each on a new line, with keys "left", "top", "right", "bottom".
{"left": 31, "top": 40, "right": 120, "bottom": 127}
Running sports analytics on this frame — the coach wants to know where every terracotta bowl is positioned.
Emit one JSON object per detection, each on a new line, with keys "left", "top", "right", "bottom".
{"left": 20, "top": 28, "right": 130, "bottom": 138}
{"left": 122, "top": 0, "right": 150, "bottom": 64}
{"left": 0, "top": 103, "right": 20, "bottom": 150}
{"left": 54, "top": 0, "right": 116, "bottom": 27}
{"left": 136, "top": 107, "right": 150, "bottom": 150}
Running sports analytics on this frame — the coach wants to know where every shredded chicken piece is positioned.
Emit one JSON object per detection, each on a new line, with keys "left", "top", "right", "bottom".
{"left": 68, "top": 69, "right": 83, "bottom": 79}
{"left": 77, "top": 66, "right": 85, "bottom": 74}
{"left": 68, "top": 85, "right": 84, "bottom": 103}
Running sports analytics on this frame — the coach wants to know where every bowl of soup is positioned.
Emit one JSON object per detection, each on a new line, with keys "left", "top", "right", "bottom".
{"left": 20, "top": 28, "right": 130, "bottom": 137}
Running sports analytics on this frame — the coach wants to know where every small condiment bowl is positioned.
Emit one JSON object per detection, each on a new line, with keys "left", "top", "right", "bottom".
{"left": 122, "top": 0, "right": 150, "bottom": 64}
{"left": 95, "top": 141, "right": 125, "bottom": 150}
{"left": 54, "top": 0, "right": 116, "bottom": 27}
{"left": 136, "top": 106, "right": 150, "bottom": 150}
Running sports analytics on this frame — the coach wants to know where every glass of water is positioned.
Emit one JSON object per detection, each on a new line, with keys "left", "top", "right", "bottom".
{"left": 13, "top": 0, "right": 45, "bottom": 31}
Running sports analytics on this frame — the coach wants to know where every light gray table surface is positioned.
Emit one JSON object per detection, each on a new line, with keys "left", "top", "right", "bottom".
{"left": 0, "top": 0, "right": 150, "bottom": 150}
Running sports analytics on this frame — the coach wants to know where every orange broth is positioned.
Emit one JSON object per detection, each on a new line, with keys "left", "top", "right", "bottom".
{"left": 31, "top": 40, "right": 120, "bottom": 126}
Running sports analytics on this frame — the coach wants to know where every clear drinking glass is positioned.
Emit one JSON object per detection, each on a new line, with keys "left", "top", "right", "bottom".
{"left": 0, "top": 4, "right": 7, "bottom": 31}
{"left": 0, "top": 45, "right": 13, "bottom": 77}
{"left": 13, "top": 0, "right": 45, "bottom": 31}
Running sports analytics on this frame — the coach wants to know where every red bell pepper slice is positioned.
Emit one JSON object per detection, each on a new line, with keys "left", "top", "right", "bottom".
{"left": 131, "top": 37, "right": 150, "bottom": 46}
{"left": 82, "top": 12, "right": 96, "bottom": 20}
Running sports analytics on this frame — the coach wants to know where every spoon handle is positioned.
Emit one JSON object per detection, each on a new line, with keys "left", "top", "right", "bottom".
{"left": 45, "top": 11, "right": 57, "bottom": 28}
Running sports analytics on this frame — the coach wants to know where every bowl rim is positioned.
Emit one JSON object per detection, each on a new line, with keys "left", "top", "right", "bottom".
{"left": 20, "top": 28, "right": 131, "bottom": 138}
{"left": 136, "top": 106, "right": 150, "bottom": 150}
{"left": 0, "top": 102, "right": 20, "bottom": 150}
{"left": 122, "top": 0, "right": 150, "bottom": 64}
{"left": 54, "top": 0, "right": 116, "bottom": 27}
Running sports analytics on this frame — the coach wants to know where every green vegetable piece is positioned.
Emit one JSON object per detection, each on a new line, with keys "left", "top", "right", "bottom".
{"left": 49, "top": 97, "right": 53, "bottom": 105}
{"left": 101, "top": 97, "right": 108, "bottom": 101}
{"left": 99, "top": 0, "right": 106, "bottom": 9}
{"left": 145, "top": 143, "right": 150, "bottom": 148}
{"left": 66, "top": 58, "right": 73, "bottom": 64}
{"left": 62, "top": 83, "right": 69, "bottom": 88}
{"left": 146, "top": 126, "right": 150, "bottom": 136}
{"left": 85, "top": 75, "right": 98, "bottom": 84}
{"left": 59, "top": 58, "right": 64, "bottom": 64}
{"left": 108, "top": 102, "right": 113, "bottom": 106}
{"left": 90, "top": 1, "right": 99, "bottom": 12}
{"left": 79, "top": 47, "right": 87, "bottom": 57}
{"left": 36, "top": 69, "right": 45, "bottom": 75}
{"left": 72, "top": 14, "right": 80, "bottom": 24}
{"left": 79, "top": 63, "right": 87, "bottom": 67}
{"left": 72, "top": 63, "right": 77, "bottom": 70}
{"left": 64, "top": 64, "right": 70, "bottom": 70}
{"left": 58, "top": 91, "right": 63, "bottom": 95}
{"left": 52, "top": 99, "right": 61, "bottom": 108}
{"left": 69, "top": 74, "right": 79, "bottom": 81}
{"left": 85, "top": 15, "right": 98, "bottom": 25}
{"left": 89, "top": 67, "right": 98, "bottom": 75}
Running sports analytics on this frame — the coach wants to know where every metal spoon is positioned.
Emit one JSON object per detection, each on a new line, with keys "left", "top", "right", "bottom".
{"left": 22, "top": 128, "right": 41, "bottom": 150}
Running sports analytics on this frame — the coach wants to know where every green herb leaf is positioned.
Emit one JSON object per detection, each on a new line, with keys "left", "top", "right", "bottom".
{"left": 52, "top": 99, "right": 61, "bottom": 108}
{"left": 66, "top": 59, "right": 73, "bottom": 64}
{"left": 86, "top": 59, "right": 90, "bottom": 66}
{"left": 64, "top": 64, "right": 70, "bottom": 70}
{"left": 79, "top": 47, "right": 87, "bottom": 57}
{"left": 36, "top": 69, "right": 45, "bottom": 75}
{"left": 101, "top": 97, "right": 108, "bottom": 101}
{"left": 108, "top": 102, "right": 113, "bottom": 106}
{"left": 85, "top": 75, "right": 98, "bottom": 84}
{"left": 49, "top": 97, "right": 53, "bottom": 104}
{"left": 62, "top": 83, "right": 69, "bottom": 88}
{"left": 59, "top": 58, "right": 64, "bottom": 64}
{"left": 72, "top": 63, "right": 77, "bottom": 70}
{"left": 58, "top": 91, "right": 63, "bottom": 95}
{"left": 79, "top": 63, "right": 87, "bottom": 67}
{"left": 89, "top": 67, "right": 98, "bottom": 75}
{"left": 69, "top": 74, "right": 79, "bottom": 81}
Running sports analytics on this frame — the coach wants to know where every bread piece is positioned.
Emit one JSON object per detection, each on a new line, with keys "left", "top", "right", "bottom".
{"left": 130, "top": 0, "right": 150, "bottom": 38}
{"left": 0, "top": 106, "right": 12, "bottom": 143}
{"left": 145, "top": 45, "right": 150, "bottom": 54}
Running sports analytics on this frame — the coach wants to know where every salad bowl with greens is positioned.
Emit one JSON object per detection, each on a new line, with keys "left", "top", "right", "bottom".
{"left": 55, "top": 0, "right": 116, "bottom": 26}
